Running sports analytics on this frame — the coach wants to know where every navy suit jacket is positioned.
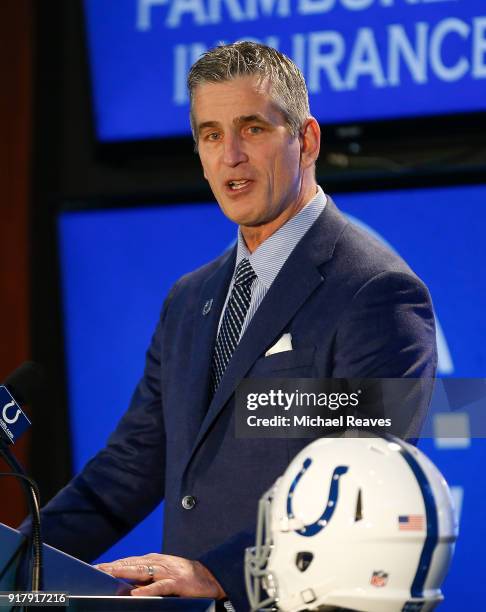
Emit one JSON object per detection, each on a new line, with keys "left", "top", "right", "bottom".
{"left": 28, "top": 199, "right": 437, "bottom": 609}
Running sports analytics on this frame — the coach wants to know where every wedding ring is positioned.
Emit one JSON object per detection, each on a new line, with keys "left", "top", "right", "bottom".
{"left": 147, "top": 565, "right": 155, "bottom": 578}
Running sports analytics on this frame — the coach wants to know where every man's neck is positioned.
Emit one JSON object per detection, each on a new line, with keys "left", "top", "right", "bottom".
{"left": 240, "top": 181, "right": 318, "bottom": 253}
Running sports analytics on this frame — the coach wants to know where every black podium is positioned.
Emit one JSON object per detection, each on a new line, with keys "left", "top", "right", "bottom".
{"left": 0, "top": 522, "right": 215, "bottom": 611}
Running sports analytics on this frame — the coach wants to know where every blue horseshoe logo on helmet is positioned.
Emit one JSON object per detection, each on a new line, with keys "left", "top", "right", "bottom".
{"left": 286, "top": 459, "right": 349, "bottom": 537}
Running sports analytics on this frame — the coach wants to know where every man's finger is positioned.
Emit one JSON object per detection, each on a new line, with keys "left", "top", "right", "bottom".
{"left": 131, "top": 579, "right": 176, "bottom": 597}
{"left": 104, "top": 564, "right": 159, "bottom": 581}
{"left": 98, "top": 555, "right": 148, "bottom": 567}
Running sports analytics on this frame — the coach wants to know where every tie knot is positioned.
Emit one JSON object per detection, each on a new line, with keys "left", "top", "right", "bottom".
{"left": 234, "top": 258, "right": 256, "bottom": 287}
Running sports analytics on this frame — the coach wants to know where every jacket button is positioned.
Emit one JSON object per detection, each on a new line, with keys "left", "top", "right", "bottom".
{"left": 182, "top": 495, "right": 196, "bottom": 510}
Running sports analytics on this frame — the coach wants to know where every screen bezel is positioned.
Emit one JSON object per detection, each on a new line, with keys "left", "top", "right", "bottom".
{"left": 79, "top": 2, "right": 486, "bottom": 164}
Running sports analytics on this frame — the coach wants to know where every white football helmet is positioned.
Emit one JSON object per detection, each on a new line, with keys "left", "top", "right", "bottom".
{"left": 245, "top": 436, "right": 457, "bottom": 612}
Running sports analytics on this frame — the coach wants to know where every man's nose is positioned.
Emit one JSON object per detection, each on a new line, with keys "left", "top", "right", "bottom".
{"left": 222, "top": 134, "right": 248, "bottom": 166}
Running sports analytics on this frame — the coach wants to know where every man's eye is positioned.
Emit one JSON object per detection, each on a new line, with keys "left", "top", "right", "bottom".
{"left": 248, "top": 126, "right": 263, "bottom": 135}
{"left": 206, "top": 132, "right": 221, "bottom": 141}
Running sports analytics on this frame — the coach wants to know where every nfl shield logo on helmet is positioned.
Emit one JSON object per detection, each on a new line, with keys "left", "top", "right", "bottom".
{"left": 370, "top": 570, "right": 389, "bottom": 587}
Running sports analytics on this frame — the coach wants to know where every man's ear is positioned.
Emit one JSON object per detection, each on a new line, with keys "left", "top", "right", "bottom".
{"left": 200, "top": 157, "right": 208, "bottom": 181}
{"left": 299, "top": 117, "right": 321, "bottom": 169}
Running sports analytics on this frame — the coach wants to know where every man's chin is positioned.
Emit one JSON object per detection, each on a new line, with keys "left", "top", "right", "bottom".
{"left": 221, "top": 210, "right": 266, "bottom": 228}
{"left": 216, "top": 201, "right": 261, "bottom": 227}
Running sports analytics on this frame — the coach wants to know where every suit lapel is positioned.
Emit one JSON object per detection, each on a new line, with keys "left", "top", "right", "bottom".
{"left": 184, "top": 247, "right": 236, "bottom": 442}
{"left": 184, "top": 199, "right": 348, "bottom": 470}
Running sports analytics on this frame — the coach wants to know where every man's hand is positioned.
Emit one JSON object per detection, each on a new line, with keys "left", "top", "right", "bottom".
{"left": 96, "top": 553, "right": 227, "bottom": 599}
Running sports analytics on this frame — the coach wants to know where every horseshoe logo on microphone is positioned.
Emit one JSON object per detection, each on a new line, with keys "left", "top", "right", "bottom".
{"left": 2, "top": 400, "right": 21, "bottom": 425}
{"left": 286, "top": 459, "right": 349, "bottom": 537}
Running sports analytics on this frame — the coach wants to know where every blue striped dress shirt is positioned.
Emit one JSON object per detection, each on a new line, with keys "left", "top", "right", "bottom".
{"left": 218, "top": 186, "right": 327, "bottom": 339}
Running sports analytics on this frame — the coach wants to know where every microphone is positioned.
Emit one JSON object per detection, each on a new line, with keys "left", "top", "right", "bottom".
{"left": 0, "top": 362, "right": 45, "bottom": 592}
{"left": 4, "top": 361, "right": 44, "bottom": 403}
{"left": 0, "top": 361, "right": 43, "bottom": 445}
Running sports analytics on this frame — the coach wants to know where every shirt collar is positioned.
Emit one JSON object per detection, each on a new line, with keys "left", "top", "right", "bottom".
{"left": 235, "top": 186, "right": 327, "bottom": 288}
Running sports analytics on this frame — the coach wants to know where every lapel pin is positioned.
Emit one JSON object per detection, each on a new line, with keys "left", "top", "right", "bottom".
{"left": 202, "top": 299, "right": 213, "bottom": 316}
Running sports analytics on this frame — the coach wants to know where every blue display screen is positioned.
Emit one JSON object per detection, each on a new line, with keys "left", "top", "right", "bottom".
{"left": 84, "top": 0, "right": 486, "bottom": 141}
{"left": 58, "top": 184, "right": 486, "bottom": 608}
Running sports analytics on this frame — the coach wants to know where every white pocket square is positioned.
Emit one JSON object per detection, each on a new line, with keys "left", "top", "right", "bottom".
{"left": 265, "top": 333, "right": 293, "bottom": 357}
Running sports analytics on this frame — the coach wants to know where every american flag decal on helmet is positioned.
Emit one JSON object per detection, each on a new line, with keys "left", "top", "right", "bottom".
{"left": 398, "top": 515, "right": 425, "bottom": 531}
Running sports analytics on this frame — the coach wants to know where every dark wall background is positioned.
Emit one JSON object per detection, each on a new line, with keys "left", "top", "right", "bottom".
{"left": 1, "top": 0, "right": 485, "bottom": 524}
{"left": 0, "top": 0, "right": 33, "bottom": 525}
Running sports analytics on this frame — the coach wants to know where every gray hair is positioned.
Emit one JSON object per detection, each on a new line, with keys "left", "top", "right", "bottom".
{"left": 187, "top": 41, "right": 310, "bottom": 149}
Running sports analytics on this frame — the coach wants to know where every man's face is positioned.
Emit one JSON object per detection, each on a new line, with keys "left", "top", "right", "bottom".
{"left": 193, "top": 76, "right": 303, "bottom": 230}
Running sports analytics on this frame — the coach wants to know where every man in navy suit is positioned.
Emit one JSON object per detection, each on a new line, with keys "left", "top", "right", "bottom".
{"left": 29, "top": 42, "right": 437, "bottom": 609}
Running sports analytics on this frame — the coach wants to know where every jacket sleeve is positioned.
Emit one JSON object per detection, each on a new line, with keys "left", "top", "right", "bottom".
{"left": 332, "top": 270, "right": 437, "bottom": 440}
{"left": 19, "top": 287, "right": 175, "bottom": 562}
{"left": 333, "top": 270, "right": 437, "bottom": 379}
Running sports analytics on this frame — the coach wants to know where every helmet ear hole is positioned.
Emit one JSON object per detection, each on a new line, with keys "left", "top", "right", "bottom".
{"left": 355, "top": 488, "right": 363, "bottom": 522}
{"left": 296, "top": 551, "right": 314, "bottom": 572}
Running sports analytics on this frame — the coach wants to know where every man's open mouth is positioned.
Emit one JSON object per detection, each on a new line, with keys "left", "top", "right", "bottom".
{"left": 228, "top": 179, "right": 251, "bottom": 191}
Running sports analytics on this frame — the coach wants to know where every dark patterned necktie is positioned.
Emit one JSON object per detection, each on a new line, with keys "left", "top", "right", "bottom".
{"left": 210, "top": 258, "right": 257, "bottom": 394}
